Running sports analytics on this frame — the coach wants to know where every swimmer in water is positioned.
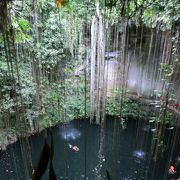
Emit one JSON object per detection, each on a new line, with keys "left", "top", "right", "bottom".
{"left": 68, "top": 144, "right": 79, "bottom": 152}
{"left": 169, "top": 165, "right": 176, "bottom": 174}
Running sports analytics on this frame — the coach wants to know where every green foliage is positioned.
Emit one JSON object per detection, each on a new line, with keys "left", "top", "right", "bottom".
{"left": 106, "top": 96, "right": 145, "bottom": 119}
{"left": 1, "top": 0, "right": 179, "bottom": 148}
{"left": 41, "top": 76, "right": 89, "bottom": 127}
{"left": 66, "top": 95, "right": 90, "bottom": 120}
{"left": 0, "top": 61, "right": 36, "bottom": 136}
{"left": 106, "top": 97, "right": 120, "bottom": 116}
{"left": 12, "top": 17, "right": 32, "bottom": 44}
{"left": 163, "top": 112, "right": 175, "bottom": 124}
{"left": 0, "top": 63, "right": 36, "bottom": 108}
{"left": 39, "top": 12, "right": 67, "bottom": 68}
{"left": 102, "top": 0, "right": 180, "bottom": 30}
{"left": 142, "top": 0, "right": 180, "bottom": 30}
{"left": 160, "top": 63, "right": 173, "bottom": 77}
{"left": 154, "top": 90, "right": 162, "bottom": 98}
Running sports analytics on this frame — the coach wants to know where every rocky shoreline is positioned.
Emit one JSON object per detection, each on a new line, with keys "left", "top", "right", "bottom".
{"left": 0, "top": 136, "right": 18, "bottom": 151}
{"left": 0, "top": 128, "right": 44, "bottom": 151}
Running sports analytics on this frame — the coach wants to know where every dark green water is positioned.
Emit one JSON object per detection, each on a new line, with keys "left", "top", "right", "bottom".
{"left": 0, "top": 118, "right": 179, "bottom": 180}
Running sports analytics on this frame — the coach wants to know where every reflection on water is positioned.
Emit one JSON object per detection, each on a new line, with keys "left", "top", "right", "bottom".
{"left": 133, "top": 150, "right": 145, "bottom": 160}
{"left": 60, "top": 128, "right": 81, "bottom": 140}
{"left": 176, "top": 157, "right": 180, "bottom": 164}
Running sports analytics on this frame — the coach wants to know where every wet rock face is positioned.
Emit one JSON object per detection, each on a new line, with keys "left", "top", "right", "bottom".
{"left": 0, "top": 144, "right": 7, "bottom": 151}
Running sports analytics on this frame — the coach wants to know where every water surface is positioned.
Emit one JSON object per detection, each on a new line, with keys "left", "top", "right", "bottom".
{"left": 0, "top": 118, "right": 179, "bottom": 180}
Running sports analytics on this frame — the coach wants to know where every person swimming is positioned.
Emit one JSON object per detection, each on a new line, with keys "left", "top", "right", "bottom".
{"left": 68, "top": 144, "right": 79, "bottom": 152}
{"left": 169, "top": 165, "right": 176, "bottom": 174}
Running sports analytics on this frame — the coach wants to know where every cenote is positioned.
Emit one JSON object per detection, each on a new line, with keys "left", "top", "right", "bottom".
{"left": 1, "top": 0, "right": 180, "bottom": 179}
{"left": 0, "top": 118, "right": 180, "bottom": 180}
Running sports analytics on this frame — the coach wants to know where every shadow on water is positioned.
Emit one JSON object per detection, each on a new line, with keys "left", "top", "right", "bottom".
{"left": 0, "top": 118, "right": 180, "bottom": 180}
